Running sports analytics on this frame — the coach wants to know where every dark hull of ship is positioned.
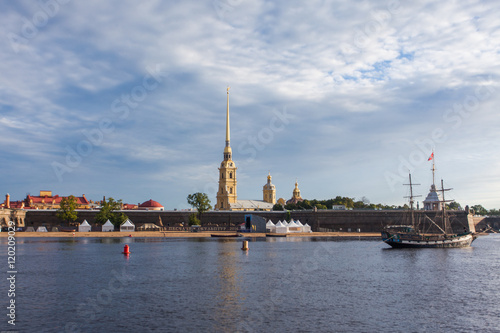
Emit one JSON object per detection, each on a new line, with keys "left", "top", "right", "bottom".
{"left": 381, "top": 232, "right": 475, "bottom": 248}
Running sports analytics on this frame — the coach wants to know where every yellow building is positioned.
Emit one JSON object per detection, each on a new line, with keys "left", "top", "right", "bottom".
{"left": 216, "top": 87, "right": 238, "bottom": 210}
{"left": 215, "top": 88, "right": 274, "bottom": 211}
{"left": 263, "top": 172, "right": 276, "bottom": 204}
{"left": 286, "top": 180, "right": 304, "bottom": 205}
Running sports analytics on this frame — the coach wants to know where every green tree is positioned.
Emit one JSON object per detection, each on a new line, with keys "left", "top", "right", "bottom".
{"left": 471, "top": 205, "right": 488, "bottom": 216}
{"left": 187, "top": 192, "right": 211, "bottom": 222}
{"left": 488, "top": 208, "right": 500, "bottom": 216}
{"left": 56, "top": 195, "right": 78, "bottom": 225}
{"left": 188, "top": 214, "right": 201, "bottom": 226}
{"left": 447, "top": 202, "right": 461, "bottom": 210}
{"left": 272, "top": 203, "right": 284, "bottom": 211}
{"left": 95, "top": 197, "right": 128, "bottom": 227}
{"left": 315, "top": 204, "right": 327, "bottom": 210}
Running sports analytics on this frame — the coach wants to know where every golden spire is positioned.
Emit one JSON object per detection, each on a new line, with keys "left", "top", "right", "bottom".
{"left": 223, "top": 86, "right": 232, "bottom": 160}
{"left": 226, "top": 86, "right": 230, "bottom": 147}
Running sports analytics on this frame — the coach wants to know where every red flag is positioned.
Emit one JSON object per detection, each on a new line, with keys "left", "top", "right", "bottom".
{"left": 428, "top": 152, "right": 434, "bottom": 161}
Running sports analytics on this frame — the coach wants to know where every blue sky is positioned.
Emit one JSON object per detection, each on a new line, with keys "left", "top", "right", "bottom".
{"left": 1, "top": 0, "right": 499, "bottom": 209}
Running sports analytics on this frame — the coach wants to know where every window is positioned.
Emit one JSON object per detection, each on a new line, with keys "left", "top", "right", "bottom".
{"left": 229, "top": 172, "right": 233, "bottom": 179}
{"left": 230, "top": 187, "right": 233, "bottom": 194}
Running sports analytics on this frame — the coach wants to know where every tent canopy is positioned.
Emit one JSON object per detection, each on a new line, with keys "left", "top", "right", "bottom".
{"left": 120, "top": 219, "right": 135, "bottom": 232}
{"left": 102, "top": 220, "right": 114, "bottom": 232}
{"left": 137, "top": 223, "right": 161, "bottom": 231}
{"left": 78, "top": 220, "right": 91, "bottom": 232}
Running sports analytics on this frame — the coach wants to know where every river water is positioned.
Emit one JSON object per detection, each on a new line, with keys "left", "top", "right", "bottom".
{"left": 1, "top": 235, "right": 499, "bottom": 332}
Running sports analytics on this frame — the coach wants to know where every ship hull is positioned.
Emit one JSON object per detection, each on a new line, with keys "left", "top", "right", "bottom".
{"left": 381, "top": 232, "right": 475, "bottom": 248}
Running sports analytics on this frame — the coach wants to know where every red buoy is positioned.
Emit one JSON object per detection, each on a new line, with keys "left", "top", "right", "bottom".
{"left": 122, "top": 244, "right": 130, "bottom": 254}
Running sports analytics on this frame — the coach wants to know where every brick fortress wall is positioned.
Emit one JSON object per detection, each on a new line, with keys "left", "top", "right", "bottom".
{"left": 24, "top": 209, "right": 475, "bottom": 233}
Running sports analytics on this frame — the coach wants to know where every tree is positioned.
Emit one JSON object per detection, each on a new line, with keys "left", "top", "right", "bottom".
{"left": 186, "top": 192, "right": 211, "bottom": 222}
{"left": 188, "top": 214, "right": 201, "bottom": 226}
{"left": 488, "top": 209, "right": 500, "bottom": 216}
{"left": 56, "top": 195, "right": 78, "bottom": 225}
{"left": 447, "top": 202, "right": 461, "bottom": 210}
{"left": 471, "top": 205, "right": 488, "bottom": 216}
{"left": 95, "top": 197, "right": 128, "bottom": 227}
{"left": 273, "top": 203, "right": 284, "bottom": 211}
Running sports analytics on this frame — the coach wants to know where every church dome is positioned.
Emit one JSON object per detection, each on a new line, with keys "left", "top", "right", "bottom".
{"left": 139, "top": 199, "right": 164, "bottom": 211}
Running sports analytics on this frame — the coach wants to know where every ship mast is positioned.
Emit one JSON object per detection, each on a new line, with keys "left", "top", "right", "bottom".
{"left": 404, "top": 173, "right": 421, "bottom": 228}
{"left": 439, "top": 179, "right": 454, "bottom": 234}
{"left": 431, "top": 151, "right": 436, "bottom": 189}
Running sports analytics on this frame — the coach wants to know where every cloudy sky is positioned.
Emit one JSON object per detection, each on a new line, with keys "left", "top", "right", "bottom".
{"left": 1, "top": 0, "right": 499, "bottom": 210}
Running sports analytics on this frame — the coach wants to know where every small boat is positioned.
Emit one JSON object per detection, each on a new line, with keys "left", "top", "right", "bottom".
{"left": 266, "top": 233, "right": 287, "bottom": 237}
{"left": 210, "top": 233, "right": 243, "bottom": 238}
{"left": 381, "top": 173, "right": 476, "bottom": 248}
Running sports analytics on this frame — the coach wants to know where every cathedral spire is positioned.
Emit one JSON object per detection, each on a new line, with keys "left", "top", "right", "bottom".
{"left": 226, "top": 86, "right": 230, "bottom": 148}
{"left": 223, "top": 87, "right": 232, "bottom": 161}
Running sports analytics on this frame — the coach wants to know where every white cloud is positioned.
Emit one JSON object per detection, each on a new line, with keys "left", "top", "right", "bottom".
{"left": 1, "top": 0, "right": 499, "bottom": 209}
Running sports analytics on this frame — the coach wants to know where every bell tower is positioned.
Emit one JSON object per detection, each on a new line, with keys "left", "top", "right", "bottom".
{"left": 263, "top": 173, "right": 276, "bottom": 204}
{"left": 216, "top": 87, "right": 238, "bottom": 210}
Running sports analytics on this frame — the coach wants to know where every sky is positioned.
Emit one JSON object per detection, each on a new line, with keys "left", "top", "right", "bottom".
{"left": 1, "top": 0, "right": 499, "bottom": 210}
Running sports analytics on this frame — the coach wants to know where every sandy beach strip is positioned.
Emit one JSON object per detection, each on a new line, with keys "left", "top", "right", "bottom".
{"left": 1, "top": 231, "right": 380, "bottom": 238}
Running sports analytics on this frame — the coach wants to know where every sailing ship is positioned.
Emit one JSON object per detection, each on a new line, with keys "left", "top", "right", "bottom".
{"left": 381, "top": 154, "right": 476, "bottom": 248}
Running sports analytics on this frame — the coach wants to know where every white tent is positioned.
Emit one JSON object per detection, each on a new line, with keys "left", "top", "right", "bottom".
{"left": 266, "top": 220, "right": 276, "bottom": 233}
{"left": 120, "top": 219, "right": 135, "bottom": 232}
{"left": 303, "top": 223, "right": 312, "bottom": 233}
{"left": 102, "top": 220, "right": 114, "bottom": 232}
{"left": 275, "top": 221, "right": 289, "bottom": 234}
{"left": 78, "top": 220, "right": 92, "bottom": 232}
{"left": 288, "top": 220, "right": 302, "bottom": 233}
{"left": 137, "top": 223, "right": 161, "bottom": 231}
{"left": 296, "top": 220, "right": 304, "bottom": 232}
{"left": 36, "top": 226, "right": 48, "bottom": 232}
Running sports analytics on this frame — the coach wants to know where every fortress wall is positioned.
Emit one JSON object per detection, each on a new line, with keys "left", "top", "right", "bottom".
{"left": 24, "top": 209, "right": 473, "bottom": 233}
{"left": 473, "top": 216, "right": 500, "bottom": 231}
{"left": 0, "top": 209, "right": 27, "bottom": 228}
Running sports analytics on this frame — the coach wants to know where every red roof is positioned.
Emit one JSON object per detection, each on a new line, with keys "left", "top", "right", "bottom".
{"left": 26, "top": 194, "right": 89, "bottom": 205}
{"left": 139, "top": 199, "right": 163, "bottom": 208}
{"left": 9, "top": 201, "right": 24, "bottom": 209}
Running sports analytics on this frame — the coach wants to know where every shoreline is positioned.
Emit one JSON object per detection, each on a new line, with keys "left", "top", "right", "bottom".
{"left": 0, "top": 231, "right": 381, "bottom": 238}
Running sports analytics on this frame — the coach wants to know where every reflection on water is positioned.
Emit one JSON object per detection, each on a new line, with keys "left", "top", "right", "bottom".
{"left": 0, "top": 235, "right": 499, "bottom": 332}
{"left": 213, "top": 242, "right": 243, "bottom": 332}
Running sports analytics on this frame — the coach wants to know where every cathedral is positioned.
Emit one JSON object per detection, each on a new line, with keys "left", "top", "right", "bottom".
{"left": 215, "top": 88, "right": 276, "bottom": 211}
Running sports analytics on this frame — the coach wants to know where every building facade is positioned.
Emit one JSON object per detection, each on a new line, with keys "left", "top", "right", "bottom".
{"left": 21, "top": 191, "right": 91, "bottom": 210}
